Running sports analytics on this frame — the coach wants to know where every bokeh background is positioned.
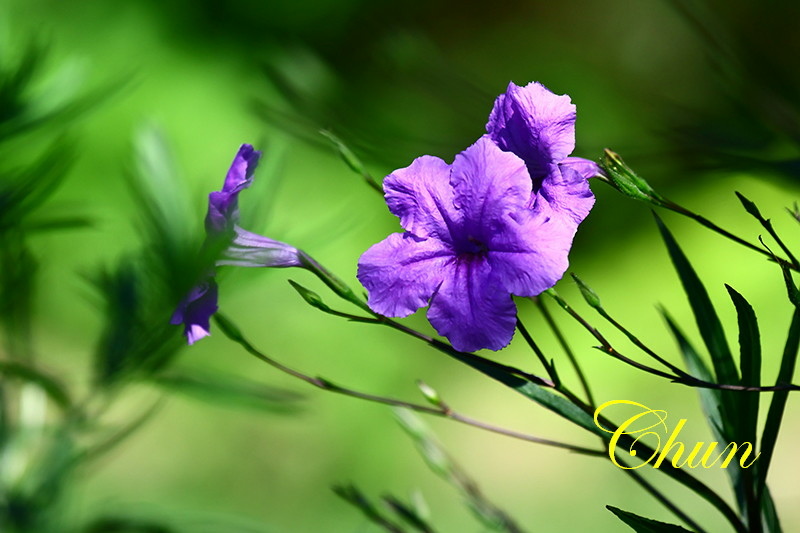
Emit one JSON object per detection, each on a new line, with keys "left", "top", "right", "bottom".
{"left": 2, "top": 0, "right": 800, "bottom": 531}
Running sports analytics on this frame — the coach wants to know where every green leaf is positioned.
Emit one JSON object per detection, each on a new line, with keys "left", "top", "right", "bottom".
{"left": 725, "top": 285, "right": 761, "bottom": 445}
{"left": 607, "top": 506, "right": 694, "bottom": 532}
{"left": 438, "top": 348, "right": 603, "bottom": 437}
{"left": 333, "top": 484, "right": 405, "bottom": 533}
{"left": 736, "top": 192, "right": 799, "bottom": 269}
{"left": 760, "top": 485, "right": 783, "bottom": 533}
{"left": 654, "top": 213, "right": 740, "bottom": 441}
{"left": 756, "top": 307, "right": 800, "bottom": 503}
{"left": 660, "top": 309, "right": 724, "bottom": 440}
{"left": 151, "top": 370, "right": 303, "bottom": 414}
{"left": 0, "top": 360, "right": 71, "bottom": 410}
{"left": 382, "top": 495, "right": 437, "bottom": 533}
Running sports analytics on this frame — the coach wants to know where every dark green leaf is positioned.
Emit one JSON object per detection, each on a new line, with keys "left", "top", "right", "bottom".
{"left": 382, "top": 495, "right": 437, "bottom": 533}
{"left": 756, "top": 307, "right": 800, "bottom": 503}
{"left": 760, "top": 485, "right": 783, "bottom": 533}
{"left": 333, "top": 484, "right": 405, "bottom": 533}
{"left": 437, "top": 348, "right": 603, "bottom": 437}
{"left": 660, "top": 309, "right": 724, "bottom": 440}
{"left": 151, "top": 371, "right": 303, "bottom": 413}
{"left": 654, "top": 213, "right": 740, "bottom": 442}
{"left": 607, "top": 506, "right": 693, "bottom": 532}
{"left": 725, "top": 285, "right": 761, "bottom": 445}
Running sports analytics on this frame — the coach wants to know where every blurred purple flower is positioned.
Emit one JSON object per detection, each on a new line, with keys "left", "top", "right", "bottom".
{"left": 358, "top": 82, "right": 597, "bottom": 352}
{"left": 171, "top": 144, "right": 301, "bottom": 344}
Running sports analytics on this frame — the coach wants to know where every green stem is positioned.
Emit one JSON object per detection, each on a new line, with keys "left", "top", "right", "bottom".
{"left": 534, "top": 297, "right": 595, "bottom": 406}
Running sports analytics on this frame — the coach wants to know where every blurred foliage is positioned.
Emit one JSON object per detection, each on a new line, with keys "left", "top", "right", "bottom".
{"left": 0, "top": 0, "right": 799, "bottom": 532}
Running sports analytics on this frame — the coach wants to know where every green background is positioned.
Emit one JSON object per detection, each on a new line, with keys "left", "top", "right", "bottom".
{"left": 3, "top": 0, "right": 800, "bottom": 531}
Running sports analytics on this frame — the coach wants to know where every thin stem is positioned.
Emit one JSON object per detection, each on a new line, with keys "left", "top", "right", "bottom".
{"left": 352, "top": 315, "right": 746, "bottom": 532}
{"left": 549, "top": 290, "right": 800, "bottom": 392}
{"left": 666, "top": 201, "right": 799, "bottom": 273}
{"left": 534, "top": 297, "right": 595, "bottom": 406}
{"left": 213, "top": 314, "right": 600, "bottom": 456}
{"left": 516, "top": 317, "right": 559, "bottom": 386}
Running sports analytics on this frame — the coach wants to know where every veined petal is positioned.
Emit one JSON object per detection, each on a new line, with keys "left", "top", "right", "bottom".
{"left": 384, "top": 155, "right": 460, "bottom": 241}
{"left": 487, "top": 209, "right": 575, "bottom": 297}
{"left": 450, "top": 136, "right": 531, "bottom": 239}
{"left": 217, "top": 226, "right": 302, "bottom": 267}
{"left": 560, "top": 156, "right": 603, "bottom": 180}
{"left": 358, "top": 233, "right": 453, "bottom": 317}
{"left": 535, "top": 164, "right": 595, "bottom": 226}
{"left": 427, "top": 258, "right": 517, "bottom": 352}
{"left": 170, "top": 278, "right": 219, "bottom": 344}
{"left": 487, "top": 82, "right": 576, "bottom": 179}
{"left": 206, "top": 144, "right": 262, "bottom": 233}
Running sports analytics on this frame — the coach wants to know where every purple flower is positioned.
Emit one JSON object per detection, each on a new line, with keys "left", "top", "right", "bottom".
{"left": 487, "top": 81, "right": 599, "bottom": 225}
{"left": 358, "top": 136, "right": 584, "bottom": 352}
{"left": 171, "top": 144, "right": 301, "bottom": 344}
{"left": 358, "top": 82, "right": 597, "bottom": 352}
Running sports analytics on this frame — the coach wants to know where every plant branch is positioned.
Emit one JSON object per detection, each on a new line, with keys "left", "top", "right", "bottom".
{"left": 213, "top": 313, "right": 601, "bottom": 456}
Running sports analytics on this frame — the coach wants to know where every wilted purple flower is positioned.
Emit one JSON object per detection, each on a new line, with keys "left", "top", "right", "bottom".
{"left": 359, "top": 136, "right": 586, "bottom": 352}
{"left": 358, "top": 82, "right": 597, "bottom": 352}
{"left": 171, "top": 144, "right": 301, "bottom": 344}
{"left": 487, "top": 81, "right": 598, "bottom": 226}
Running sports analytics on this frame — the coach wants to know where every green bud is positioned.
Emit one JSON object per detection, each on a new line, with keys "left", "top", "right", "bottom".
{"left": 571, "top": 273, "right": 602, "bottom": 310}
{"left": 416, "top": 380, "right": 443, "bottom": 407}
{"left": 288, "top": 279, "right": 331, "bottom": 312}
{"left": 601, "top": 149, "right": 665, "bottom": 205}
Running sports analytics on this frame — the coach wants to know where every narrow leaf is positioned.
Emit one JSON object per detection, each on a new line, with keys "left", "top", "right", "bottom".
{"left": 756, "top": 307, "right": 800, "bottom": 501}
{"left": 725, "top": 285, "right": 761, "bottom": 446}
{"left": 660, "top": 309, "right": 724, "bottom": 440}
{"left": 654, "top": 213, "right": 740, "bottom": 442}
{"left": 607, "top": 506, "right": 693, "bottom": 532}
{"left": 333, "top": 484, "right": 405, "bottom": 533}
{"left": 382, "top": 495, "right": 437, "bottom": 533}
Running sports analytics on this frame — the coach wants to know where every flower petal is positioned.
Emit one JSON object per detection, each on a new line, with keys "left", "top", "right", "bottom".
{"left": 449, "top": 136, "right": 531, "bottom": 242}
{"left": 487, "top": 208, "right": 575, "bottom": 297}
{"left": 206, "top": 144, "right": 262, "bottom": 233}
{"left": 427, "top": 258, "right": 517, "bottom": 352}
{"left": 170, "top": 278, "right": 219, "bottom": 344}
{"left": 358, "top": 233, "right": 453, "bottom": 317}
{"left": 384, "top": 155, "right": 460, "bottom": 241}
{"left": 535, "top": 164, "right": 595, "bottom": 226}
{"left": 560, "top": 156, "right": 603, "bottom": 180}
{"left": 486, "top": 82, "right": 576, "bottom": 180}
{"left": 217, "top": 226, "right": 302, "bottom": 267}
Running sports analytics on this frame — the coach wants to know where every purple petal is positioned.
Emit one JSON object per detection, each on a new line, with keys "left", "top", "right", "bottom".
{"left": 534, "top": 165, "right": 595, "bottom": 226}
{"left": 384, "top": 155, "right": 461, "bottom": 241}
{"left": 358, "top": 233, "right": 453, "bottom": 317}
{"left": 449, "top": 136, "right": 531, "bottom": 241}
{"left": 427, "top": 257, "right": 517, "bottom": 352}
{"left": 486, "top": 208, "right": 575, "bottom": 297}
{"left": 560, "top": 157, "right": 603, "bottom": 180}
{"left": 217, "top": 226, "right": 302, "bottom": 267}
{"left": 170, "top": 278, "right": 219, "bottom": 344}
{"left": 486, "top": 82, "right": 576, "bottom": 180}
{"left": 206, "top": 144, "right": 262, "bottom": 234}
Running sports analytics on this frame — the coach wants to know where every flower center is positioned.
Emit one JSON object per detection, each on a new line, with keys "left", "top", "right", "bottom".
{"left": 457, "top": 235, "right": 489, "bottom": 257}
